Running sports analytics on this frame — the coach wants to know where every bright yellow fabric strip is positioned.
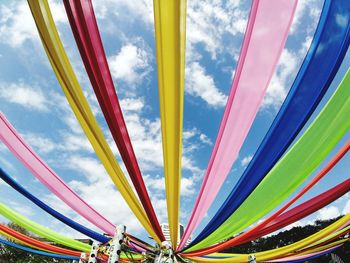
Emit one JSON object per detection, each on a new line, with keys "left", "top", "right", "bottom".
{"left": 186, "top": 214, "right": 350, "bottom": 262}
{"left": 298, "top": 238, "right": 348, "bottom": 256}
{"left": 27, "top": 0, "right": 159, "bottom": 243}
{"left": 304, "top": 224, "right": 350, "bottom": 249}
{"left": 153, "top": 0, "right": 186, "bottom": 246}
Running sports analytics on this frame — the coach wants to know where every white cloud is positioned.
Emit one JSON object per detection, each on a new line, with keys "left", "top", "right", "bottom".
{"left": 186, "top": 0, "right": 248, "bottom": 60}
{"left": 183, "top": 129, "right": 198, "bottom": 140}
{"left": 60, "top": 133, "right": 94, "bottom": 153}
{"left": 0, "top": 2, "right": 38, "bottom": 47}
{"left": 120, "top": 98, "right": 145, "bottom": 112}
{"left": 290, "top": 0, "right": 321, "bottom": 34}
{"left": 241, "top": 155, "right": 253, "bottom": 167}
{"left": 124, "top": 114, "right": 164, "bottom": 170}
{"left": 119, "top": 98, "right": 202, "bottom": 177}
{"left": 181, "top": 177, "right": 196, "bottom": 197}
{"left": 109, "top": 43, "right": 151, "bottom": 86}
{"left": 61, "top": 112, "right": 85, "bottom": 135}
{"left": 144, "top": 174, "right": 196, "bottom": 199}
{"left": 55, "top": 154, "right": 144, "bottom": 233}
{"left": 185, "top": 62, "right": 227, "bottom": 108}
{"left": 317, "top": 206, "right": 340, "bottom": 220}
{"left": 0, "top": 0, "right": 66, "bottom": 48}
{"left": 182, "top": 156, "right": 204, "bottom": 180}
{"left": 93, "top": 0, "right": 154, "bottom": 26}
{"left": 183, "top": 0, "right": 249, "bottom": 107}
{"left": 7, "top": 201, "right": 35, "bottom": 218}
{"left": 0, "top": 82, "right": 49, "bottom": 112}
{"left": 144, "top": 175, "right": 165, "bottom": 193}
{"left": 199, "top": 133, "right": 212, "bottom": 145}
{"left": 67, "top": 156, "right": 108, "bottom": 183}
{"left": 48, "top": 0, "right": 68, "bottom": 25}
{"left": 0, "top": 155, "right": 15, "bottom": 173}
{"left": 263, "top": 48, "right": 299, "bottom": 109}
{"left": 343, "top": 199, "right": 350, "bottom": 214}
{"left": 23, "top": 133, "right": 57, "bottom": 154}
{"left": 0, "top": 143, "right": 6, "bottom": 153}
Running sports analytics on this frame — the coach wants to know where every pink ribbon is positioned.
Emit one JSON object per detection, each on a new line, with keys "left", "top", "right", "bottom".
{"left": 179, "top": 0, "right": 298, "bottom": 249}
{"left": 0, "top": 112, "right": 115, "bottom": 234}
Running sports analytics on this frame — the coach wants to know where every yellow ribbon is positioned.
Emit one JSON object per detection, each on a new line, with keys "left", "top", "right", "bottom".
{"left": 153, "top": 0, "right": 187, "bottom": 246}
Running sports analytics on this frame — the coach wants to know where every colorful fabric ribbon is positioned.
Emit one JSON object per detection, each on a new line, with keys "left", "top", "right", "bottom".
{"left": 0, "top": 202, "right": 90, "bottom": 251}
{"left": 185, "top": 139, "right": 350, "bottom": 256}
{"left": 266, "top": 243, "right": 343, "bottom": 263}
{"left": 63, "top": 0, "right": 164, "bottom": 241}
{"left": 185, "top": 214, "right": 350, "bottom": 262}
{"left": 27, "top": 0, "right": 158, "bottom": 242}
{"left": 186, "top": 64, "right": 350, "bottom": 250}
{"left": 189, "top": 0, "right": 350, "bottom": 247}
{"left": 0, "top": 224, "right": 81, "bottom": 257}
{"left": 0, "top": 238, "right": 80, "bottom": 261}
{"left": 0, "top": 167, "right": 109, "bottom": 243}
{"left": 153, "top": 0, "right": 187, "bottom": 246}
{"left": 0, "top": 112, "right": 114, "bottom": 236}
{"left": 179, "top": 0, "right": 297, "bottom": 249}
{"left": 184, "top": 177, "right": 350, "bottom": 256}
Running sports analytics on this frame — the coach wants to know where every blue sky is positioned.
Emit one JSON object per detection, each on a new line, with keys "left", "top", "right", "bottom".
{"left": 0, "top": 0, "right": 349, "bottom": 242}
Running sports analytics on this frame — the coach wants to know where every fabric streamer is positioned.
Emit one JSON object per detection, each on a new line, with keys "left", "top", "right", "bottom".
{"left": 185, "top": 214, "right": 350, "bottom": 262}
{"left": 0, "top": 202, "right": 90, "bottom": 251}
{"left": 207, "top": 223, "right": 350, "bottom": 259}
{"left": 0, "top": 167, "right": 109, "bottom": 243}
{"left": 254, "top": 180, "right": 350, "bottom": 241}
{"left": 0, "top": 229, "right": 58, "bottom": 253}
{"left": 153, "top": 0, "right": 186, "bottom": 246}
{"left": 126, "top": 235, "right": 155, "bottom": 254}
{"left": 189, "top": 0, "right": 350, "bottom": 248}
{"left": 27, "top": 0, "right": 159, "bottom": 242}
{"left": 0, "top": 224, "right": 81, "bottom": 256}
{"left": 202, "top": 239, "right": 347, "bottom": 260}
{"left": 184, "top": 177, "right": 350, "bottom": 256}
{"left": 301, "top": 226, "right": 350, "bottom": 253}
{"left": 185, "top": 65, "right": 350, "bottom": 251}
{"left": 0, "top": 112, "right": 115, "bottom": 236}
{"left": 0, "top": 238, "right": 80, "bottom": 261}
{"left": 267, "top": 244, "right": 342, "bottom": 263}
{"left": 179, "top": 0, "right": 297, "bottom": 249}
{"left": 184, "top": 140, "right": 350, "bottom": 256}
{"left": 0, "top": 226, "right": 141, "bottom": 260}
{"left": 62, "top": 0, "right": 164, "bottom": 241}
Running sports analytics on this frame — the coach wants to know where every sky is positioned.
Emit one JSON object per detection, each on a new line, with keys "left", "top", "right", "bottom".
{"left": 0, "top": 0, "right": 349, "bottom": 244}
